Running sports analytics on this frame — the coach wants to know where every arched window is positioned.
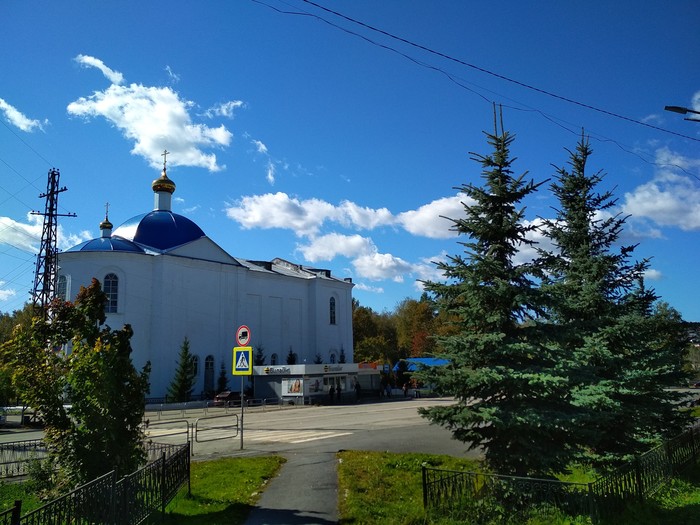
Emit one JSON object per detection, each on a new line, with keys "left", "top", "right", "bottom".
{"left": 191, "top": 355, "right": 200, "bottom": 377}
{"left": 204, "top": 355, "right": 215, "bottom": 395}
{"left": 329, "top": 297, "right": 336, "bottom": 325}
{"left": 104, "top": 273, "right": 118, "bottom": 313}
{"left": 270, "top": 353, "right": 278, "bottom": 366}
{"left": 57, "top": 275, "right": 67, "bottom": 301}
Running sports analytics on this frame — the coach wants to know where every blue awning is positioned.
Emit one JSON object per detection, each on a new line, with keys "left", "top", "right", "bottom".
{"left": 393, "top": 358, "right": 449, "bottom": 372}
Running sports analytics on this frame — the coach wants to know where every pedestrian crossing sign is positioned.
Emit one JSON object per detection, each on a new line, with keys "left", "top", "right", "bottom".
{"left": 233, "top": 346, "right": 253, "bottom": 375}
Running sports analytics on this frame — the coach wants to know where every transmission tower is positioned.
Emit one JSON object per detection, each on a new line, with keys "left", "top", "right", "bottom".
{"left": 31, "top": 168, "right": 76, "bottom": 315}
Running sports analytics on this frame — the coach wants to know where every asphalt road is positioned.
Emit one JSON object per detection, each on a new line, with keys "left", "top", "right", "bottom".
{"left": 142, "top": 396, "right": 478, "bottom": 524}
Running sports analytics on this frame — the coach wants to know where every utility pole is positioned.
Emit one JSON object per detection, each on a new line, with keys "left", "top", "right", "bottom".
{"left": 31, "top": 168, "right": 76, "bottom": 317}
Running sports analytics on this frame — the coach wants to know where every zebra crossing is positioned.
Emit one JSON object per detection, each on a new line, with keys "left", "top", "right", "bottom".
{"left": 145, "top": 426, "right": 352, "bottom": 445}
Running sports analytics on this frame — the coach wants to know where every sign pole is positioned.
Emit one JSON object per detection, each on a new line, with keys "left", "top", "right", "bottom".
{"left": 240, "top": 376, "right": 244, "bottom": 450}
{"left": 233, "top": 326, "right": 253, "bottom": 452}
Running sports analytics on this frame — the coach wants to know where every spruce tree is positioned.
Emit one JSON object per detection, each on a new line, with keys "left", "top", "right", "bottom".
{"left": 539, "top": 136, "right": 690, "bottom": 468}
{"left": 167, "top": 336, "right": 197, "bottom": 402}
{"left": 418, "top": 114, "right": 573, "bottom": 477}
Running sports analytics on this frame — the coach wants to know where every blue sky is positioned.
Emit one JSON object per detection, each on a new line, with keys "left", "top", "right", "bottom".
{"left": 2, "top": 1, "right": 700, "bottom": 320}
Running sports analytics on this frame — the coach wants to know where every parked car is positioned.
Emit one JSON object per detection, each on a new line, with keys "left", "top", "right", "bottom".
{"left": 691, "top": 381, "right": 700, "bottom": 388}
{"left": 211, "top": 391, "right": 241, "bottom": 407}
{"left": 0, "top": 408, "right": 6, "bottom": 426}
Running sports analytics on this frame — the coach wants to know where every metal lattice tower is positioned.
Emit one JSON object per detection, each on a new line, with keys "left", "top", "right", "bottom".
{"left": 31, "top": 168, "right": 76, "bottom": 315}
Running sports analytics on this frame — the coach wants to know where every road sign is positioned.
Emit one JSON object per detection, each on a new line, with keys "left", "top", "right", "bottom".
{"left": 236, "top": 325, "right": 251, "bottom": 346}
{"left": 233, "top": 346, "right": 253, "bottom": 376}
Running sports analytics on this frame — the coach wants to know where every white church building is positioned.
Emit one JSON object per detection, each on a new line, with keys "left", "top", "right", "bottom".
{"left": 57, "top": 163, "right": 355, "bottom": 400}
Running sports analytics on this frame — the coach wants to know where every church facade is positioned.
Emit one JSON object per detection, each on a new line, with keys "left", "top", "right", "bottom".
{"left": 57, "top": 165, "right": 354, "bottom": 399}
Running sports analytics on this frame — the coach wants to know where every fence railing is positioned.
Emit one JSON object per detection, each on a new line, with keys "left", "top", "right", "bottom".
{"left": 0, "top": 440, "right": 47, "bottom": 479}
{"left": 1, "top": 442, "right": 190, "bottom": 525}
{"left": 423, "top": 423, "right": 700, "bottom": 523}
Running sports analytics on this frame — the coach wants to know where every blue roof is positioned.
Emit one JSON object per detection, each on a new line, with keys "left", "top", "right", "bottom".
{"left": 112, "top": 211, "right": 205, "bottom": 251}
{"left": 65, "top": 237, "right": 145, "bottom": 253}
{"left": 393, "top": 358, "right": 449, "bottom": 372}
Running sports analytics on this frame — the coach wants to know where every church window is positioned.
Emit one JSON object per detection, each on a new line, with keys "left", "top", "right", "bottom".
{"left": 104, "top": 273, "right": 119, "bottom": 313}
{"left": 57, "top": 275, "right": 67, "bottom": 301}
{"left": 270, "top": 353, "right": 278, "bottom": 366}
{"left": 192, "top": 355, "right": 199, "bottom": 377}
{"left": 329, "top": 297, "right": 336, "bottom": 325}
{"left": 204, "top": 355, "right": 215, "bottom": 395}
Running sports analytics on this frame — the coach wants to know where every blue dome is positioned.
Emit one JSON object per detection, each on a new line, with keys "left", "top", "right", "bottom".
{"left": 112, "top": 211, "right": 205, "bottom": 251}
{"left": 66, "top": 237, "right": 145, "bottom": 253}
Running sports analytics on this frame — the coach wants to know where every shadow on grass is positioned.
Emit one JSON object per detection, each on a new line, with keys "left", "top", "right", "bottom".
{"left": 160, "top": 502, "right": 254, "bottom": 525}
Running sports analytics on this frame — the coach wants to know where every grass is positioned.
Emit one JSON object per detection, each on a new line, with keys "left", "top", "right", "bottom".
{"left": 3, "top": 451, "right": 700, "bottom": 524}
{"left": 161, "top": 454, "right": 286, "bottom": 525}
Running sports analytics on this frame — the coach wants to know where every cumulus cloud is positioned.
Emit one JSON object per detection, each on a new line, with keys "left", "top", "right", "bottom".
{"left": 69, "top": 55, "right": 233, "bottom": 171}
{"left": 0, "top": 215, "right": 42, "bottom": 252}
{"left": 0, "top": 98, "right": 47, "bottom": 132}
{"left": 644, "top": 268, "right": 662, "bottom": 281}
{"left": 623, "top": 149, "right": 700, "bottom": 231}
{"left": 74, "top": 54, "right": 124, "bottom": 85}
{"left": 0, "top": 283, "right": 17, "bottom": 302}
{"left": 225, "top": 192, "right": 395, "bottom": 236}
{"left": 352, "top": 252, "right": 412, "bottom": 282}
{"left": 397, "top": 194, "right": 467, "bottom": 238}
{"left": 297, "top": 233, "right": 375, "bottom": 262}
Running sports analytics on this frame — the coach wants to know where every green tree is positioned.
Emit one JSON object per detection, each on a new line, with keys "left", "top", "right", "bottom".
{"left": 538, "top": 136, "right": 690, "bottom": 467}
{"left": 417, "top": 118, "right": 575, "bottom": 477}
{"left": 4, "top": 279, "right": 150, "bottom": 486}
{"left": 394, "top": 295, "right": 436, "bottom": 357}
{"left": 167, "top": 336, "right": 197, "bottom": 402}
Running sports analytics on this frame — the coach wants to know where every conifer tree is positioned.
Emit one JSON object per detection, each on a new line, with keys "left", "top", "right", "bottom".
{"left": 418, "top": 114, "right": 573, "bottom": 477}
{"left": 167, "top": 336, "right": 197, "bottom": 402}
{"left": 539, "top": 136, "right": 690, "bottom": 467}
{"left": 217, "top": 362, "right": 229, "bottom": 393}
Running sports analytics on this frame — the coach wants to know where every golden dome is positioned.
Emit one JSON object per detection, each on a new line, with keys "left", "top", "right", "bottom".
{"left": 152, "top": 169, "right": 176, "bottom": 194}
{"left": 99, "top": 217, "right": 113, "bottom": 230}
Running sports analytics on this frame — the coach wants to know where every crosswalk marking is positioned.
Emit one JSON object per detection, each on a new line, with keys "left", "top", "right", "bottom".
{"left": 244, "top": 429, "right": 352, "bottom": 444}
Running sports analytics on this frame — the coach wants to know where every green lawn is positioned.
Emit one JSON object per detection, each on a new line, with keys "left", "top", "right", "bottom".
{"left": 3, "top": 451, "right": 700, "bottom": 525}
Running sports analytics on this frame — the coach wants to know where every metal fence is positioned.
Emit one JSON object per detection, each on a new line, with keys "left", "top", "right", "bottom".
{"left": 0, "top": 440, "right": 47, "bottom": 479}
{"left": 0, "top": 442, "right": 190, "bottom": 525}
{"left": 423, "top": 423, "right": 700, "bottom": 523}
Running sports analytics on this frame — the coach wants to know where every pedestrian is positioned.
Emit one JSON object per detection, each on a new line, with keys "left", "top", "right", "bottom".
{"left": 329, "top": 384, "right": 335, "bottom": 404}
{"left": 355, "top": 381, "right": 361, "bottom": 402}
{"left": 402, "top": 382, "right": 408, "bottom": 397}
{"left": 337, "top": 384, "right": 342, "bottom": 402}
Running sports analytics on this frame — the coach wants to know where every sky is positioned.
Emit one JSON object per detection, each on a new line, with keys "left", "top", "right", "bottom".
{"left": 2, "top": 1, "right": 700, "bottom": 320}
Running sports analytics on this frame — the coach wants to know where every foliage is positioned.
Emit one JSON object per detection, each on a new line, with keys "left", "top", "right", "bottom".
{"left": 394, "top": 295, "right": 437, "bottom": 358}
{"left": 417, "top": 118, "right": 575, "bottom": 477}
{"left": 313, "top": 353, "right": 323, "bottom": 364}
{"left": 538, "top": 136, "right": 690, "bottom": 468}
{"left": 163, "top": 455, "right": 285, "bottom": 524}
{"left": 3, "top": 278, "right": 151, "bottom": 486}
{"left": 0, "top": 303, "right": 34, "bottom": 404}
{"left": 167, "top": 336, "right": 197, "bottom": 402}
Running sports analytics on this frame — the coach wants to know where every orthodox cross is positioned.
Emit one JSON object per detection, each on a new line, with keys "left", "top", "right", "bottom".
{"left": 104, "top": 201, "right": 110, "bottom": 220}
{"left": 161, "top": 149, "right": 170, "bottom": 171}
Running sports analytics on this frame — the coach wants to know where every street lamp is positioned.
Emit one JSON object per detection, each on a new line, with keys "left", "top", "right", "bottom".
{"left": 665, "top": 105, "right": 700, "bottom": 122}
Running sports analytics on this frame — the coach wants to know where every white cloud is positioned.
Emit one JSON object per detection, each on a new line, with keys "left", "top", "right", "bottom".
{"left": 253, "top": 139, "right": 268, "bottom": 154}
{"left": 397, "top": 194, "right": 467, "bottom": 238}
{"left": 165, "top": 65, "right": 180, "bottom": 84}
{"left": 266, "top": 161, "right": 276, "bottom": 185}
{"left": 644, "top": 268, "right": 662, "bottom": 281}
{"left": 353, "top": 282, "right": 384, "bottom": 293}
{"left": 68, "top": 82, "right": 232, "bottom": 172}
{"left": 205, "top": 100, "right": 244, "bottom": 119}
{"left": 74, "top": 54, "right": 124, "bottom": 85}
{"left": 623, "top": 175, "right": 700, "bottom": 231}
{"left": 0, "top": 98, "right": 47, "bottom": 132}
{"left": 0, "top": 215, "right": 42, "bottom": 252}
{"left": 225, "top": 192, "right": 395, "bottom": 236}
{"left": 226, "top": 192, "right": 337, "bottom": 236}
{"left": 297, "top": 233, "right": 375, "bottom": 262}
{"left": 0, "top": 282, "right": 17, "bottom": 302}
{"left": 352, "top": 252, "right": 412, "bottom": 282}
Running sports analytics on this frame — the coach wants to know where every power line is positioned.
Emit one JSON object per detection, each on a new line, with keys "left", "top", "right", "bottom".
{"left": 285, "top": 0, "right": 700, "bottom": 144}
